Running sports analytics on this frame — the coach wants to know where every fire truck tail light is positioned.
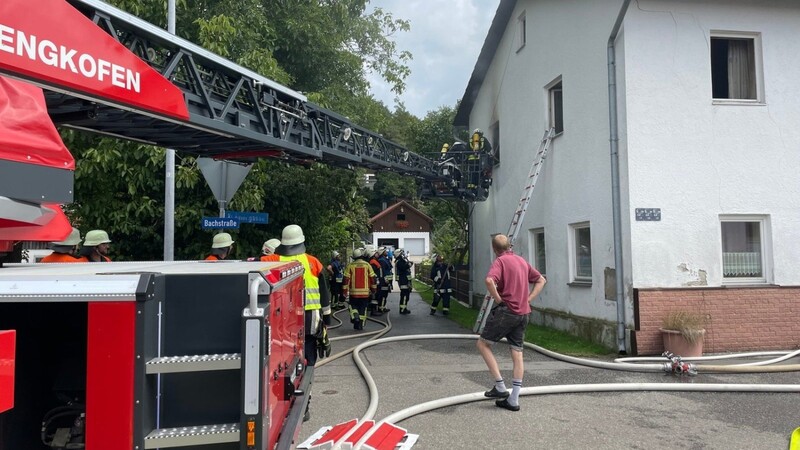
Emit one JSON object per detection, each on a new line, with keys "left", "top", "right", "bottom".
{"left": 266, "top": 263, "right": 303, "bottom": 284}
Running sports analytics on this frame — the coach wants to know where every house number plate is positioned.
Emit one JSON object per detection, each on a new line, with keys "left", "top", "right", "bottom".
{"left": 635, "top": 208, "right": 661, "bottom": 221}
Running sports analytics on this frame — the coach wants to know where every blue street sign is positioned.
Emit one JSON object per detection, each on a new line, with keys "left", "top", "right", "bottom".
{"left": 225, "top": 211, "right": 269, "bottom": 225}
{"left": 201, "top": 217, "right": 240, "bottom": 229}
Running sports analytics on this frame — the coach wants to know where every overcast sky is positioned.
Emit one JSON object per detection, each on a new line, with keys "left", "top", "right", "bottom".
{"left": 366, "top": 0, "right": 501, "bottom": 119}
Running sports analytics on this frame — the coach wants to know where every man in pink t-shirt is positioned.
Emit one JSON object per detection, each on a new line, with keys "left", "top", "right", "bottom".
{"left": 477, "top": 234, "right": 546, "bottom": 412}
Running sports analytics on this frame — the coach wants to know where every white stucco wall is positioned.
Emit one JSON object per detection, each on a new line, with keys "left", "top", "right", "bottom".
{"left": 623, "top": 0, "right": 800, "bottom": 287}
{"left": 469, "top": 0, "right": 631, "bottom": 325}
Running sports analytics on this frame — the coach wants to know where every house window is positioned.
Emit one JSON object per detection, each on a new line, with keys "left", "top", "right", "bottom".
{"left": 490, "top": 121, "right": 500, "bottom": 166}
{"left": 721, "top": 216, "right": 769, "bottom": 283}
{"left": 569, "top": 222, "right": 591, "bottom": 282}
{"left": 711, "top": 33, "right": 761, "bottom": 101}
{"left": 397, "top": 213, "right": 406, "bottom": 221}
{"left": 530, "top": 228, "right": 546, "bottom": 275}
{"left": 547, "top": 79, "right": 563, "bottom": 134}
{"left": 517, "top": 12, "right": 526, "bottom": 51}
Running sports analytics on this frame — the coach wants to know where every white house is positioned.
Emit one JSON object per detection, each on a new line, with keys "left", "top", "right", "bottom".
{"left": 457, "top": 0, "right": 800, "bottom": 354}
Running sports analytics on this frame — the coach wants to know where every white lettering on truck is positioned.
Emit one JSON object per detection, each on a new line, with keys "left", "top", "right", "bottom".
{"left": 0, "top": 23, "right": 141, "bottom": 93}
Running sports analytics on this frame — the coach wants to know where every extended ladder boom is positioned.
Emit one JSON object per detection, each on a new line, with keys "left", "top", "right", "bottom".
{"left": 473, "top": 128, "right": 555, "bottom": 333}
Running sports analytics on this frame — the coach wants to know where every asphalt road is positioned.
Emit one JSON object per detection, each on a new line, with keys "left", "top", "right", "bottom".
{"left": 295, "top": 291, "right": 799, "bottom": 450}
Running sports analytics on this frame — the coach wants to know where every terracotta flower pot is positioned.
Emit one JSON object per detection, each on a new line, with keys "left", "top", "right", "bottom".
{"left": 660, "top": 328, "right": 705, "bottom": 357}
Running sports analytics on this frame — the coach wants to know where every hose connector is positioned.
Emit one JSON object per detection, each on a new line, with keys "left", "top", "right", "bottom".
{"left": 662, "top": 352, "right": 697, "bottom": 376}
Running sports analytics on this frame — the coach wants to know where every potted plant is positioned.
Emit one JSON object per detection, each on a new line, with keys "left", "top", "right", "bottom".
{"left": 660, "top": 310, "right": 706, "bottom": 357}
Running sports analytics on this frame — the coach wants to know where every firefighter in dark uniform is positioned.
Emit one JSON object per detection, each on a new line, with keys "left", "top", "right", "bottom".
{"left": 366, "top": 245, "right": 383, "bottom": 316}
{"left": 394, "top": 248, "right": 414, "bottom": 314}
{"left": 377, "top": 246, "right": 393, "bottom": 313}
{"left": 327, "top": 250, "right": 345, "bottom": 309}
{"left": 430, "top": 254, "right": 454, "bottom": 315}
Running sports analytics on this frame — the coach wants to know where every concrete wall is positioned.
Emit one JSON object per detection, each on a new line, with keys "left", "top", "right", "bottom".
{"left": 468, "top": 0, "right": 629, "bottom": 347}
{"left": 623, "top": 0, "right": 800, "bottom": 288}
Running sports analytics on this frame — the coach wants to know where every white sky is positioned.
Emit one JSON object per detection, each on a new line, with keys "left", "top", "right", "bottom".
{"left": 367, "top": 0, "right": 501, "bottom": 119}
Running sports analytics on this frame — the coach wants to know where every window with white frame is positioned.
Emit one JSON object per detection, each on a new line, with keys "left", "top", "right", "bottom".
{"left": 720, "top": 216, "right": 770, "bottom": 283}
{"left": 569, "top": 222, "right": 591, "bottom": 282}
{"left": 710, "top": 32, "right": 762, "bottom": 102}
{"left": 517, "top": 12, "right": 527, "bottom": 51}
{"left": 547, "top": 79, "right": 563, "bottom": 134}
{"left": 530, "top": 228, "right": 546, "bottom": 275}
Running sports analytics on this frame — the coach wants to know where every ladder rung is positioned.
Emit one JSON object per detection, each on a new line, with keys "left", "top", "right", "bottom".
{"left": 146, "top": 353, "right": 241, "bottom": 374}
{"left": 144, "top": 423, "right": 239, "bottom": 449}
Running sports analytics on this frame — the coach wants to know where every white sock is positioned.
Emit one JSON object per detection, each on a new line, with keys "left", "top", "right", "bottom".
{"left": 494, "top": 379, "right": 507, "bottom": 392}
{"left": 509, "top": 379, "right": 522, "bottom": 406}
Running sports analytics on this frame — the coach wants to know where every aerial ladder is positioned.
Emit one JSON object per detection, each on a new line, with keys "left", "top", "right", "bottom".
{"left": 473, "top": 128, "right": 556, "bottom": 334}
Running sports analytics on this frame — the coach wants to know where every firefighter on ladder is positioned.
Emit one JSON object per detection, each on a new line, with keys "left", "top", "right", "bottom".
{"left": 430, "top": 254, "right": 453, "bottom": 315}
{"left": 343, "top": 247, "right": 377, "bottom": 330}
{"left": 395, "top": 248, "right": 413, "bottom": 314}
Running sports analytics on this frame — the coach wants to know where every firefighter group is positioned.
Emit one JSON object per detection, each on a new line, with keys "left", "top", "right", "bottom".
{"left": 39, "top": 225, "right": 455, "bottom": 326}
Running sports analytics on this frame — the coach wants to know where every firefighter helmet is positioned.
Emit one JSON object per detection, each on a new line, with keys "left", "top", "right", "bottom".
{"left": 212, "top": 232, "right": 234, "bottom": 248}
{"left": 353, "top": 247, "right": 364, "bottom": 258}
{"left": 377, "top": 246, "right": 386, "bottom": 255}
{"left": 332, "top": 250, "right": 340, "bottom": 258}
{"left": 262, "top": 238, "right": 281, "bottom": 254}
{"left": 281, "top": 224, "right": 305, "bottom": 246}
{"left": 364, "top": 244, "right": 376, "bottom": 256}
{"left": 83, "top": 230, "right": 111, "bottom": 246}
{"left": 53, "top": 227, "right": 81, "bottom": 246}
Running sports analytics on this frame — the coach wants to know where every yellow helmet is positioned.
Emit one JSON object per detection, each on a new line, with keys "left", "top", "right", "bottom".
{"left": 53, "top": 227, "right": 81, "bottom": 246}
{"left": 212, "top": 232, "right": 234, "bottom": 248}
{"left": 83, "top": 230, "right": 111, "bottom": 246}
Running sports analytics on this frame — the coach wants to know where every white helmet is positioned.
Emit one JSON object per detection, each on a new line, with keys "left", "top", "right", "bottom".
{"left": 364, "top": 245, "right": 376, "bottom": 256}
{"left": 353, "top": 248, "right": 364, "bottom": 258}
{"left": 281, "top": 224, "right": 305, "bottom": 246}
{"left": 395, "top": 248, "right": 405, "bottom": 256}
{"left": 262, "top": 238, "right": 281, "bottom": 254}
{"left": 53, "top": 227, "right": 81, "bottom": 246}
{"left": 83, "top": 230, "right": 111, "bottom": 247}
{"left": 212, "top": 232, "right": 234, "bottom": 248}
{"left": 332, "top": 250, "right": 340, "bottom": 258}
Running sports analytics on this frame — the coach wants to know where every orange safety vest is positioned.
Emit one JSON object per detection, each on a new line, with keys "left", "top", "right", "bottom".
{"left": 40, "top": 253, "right": 82, "bottom": 263}
{"left": 77, "top": 255, "right": 112, "bottom": 262}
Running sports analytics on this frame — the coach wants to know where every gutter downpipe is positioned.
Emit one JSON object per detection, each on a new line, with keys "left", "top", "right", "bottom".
{"left": 608, "top": 0, "right": 632, "bottom": 354}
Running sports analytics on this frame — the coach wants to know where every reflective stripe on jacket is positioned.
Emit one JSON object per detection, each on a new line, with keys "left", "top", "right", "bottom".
{"left": 343, "top": 260, "right": 376, "bottom": 298}
{"left": 279, "top": 254, "right": 323, "bottom": 311}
